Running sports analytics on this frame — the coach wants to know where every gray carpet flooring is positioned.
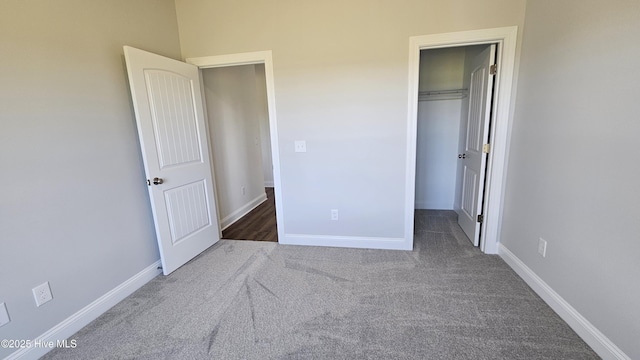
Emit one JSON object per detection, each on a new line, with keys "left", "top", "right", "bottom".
{"left": 42, "top": 210, "right": 599, "bottom": 359}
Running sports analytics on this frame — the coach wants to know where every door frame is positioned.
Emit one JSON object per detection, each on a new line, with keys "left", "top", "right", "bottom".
{"left": 405, "top": 27, "right": 519, "bottom": 254}
{"left": 186, "top": 51, "right": 284, "bottom": 242}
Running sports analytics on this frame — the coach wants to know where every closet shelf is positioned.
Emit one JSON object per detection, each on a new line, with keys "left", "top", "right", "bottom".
{"left": 418, "top": 89, "right": 468, "bottom": 101}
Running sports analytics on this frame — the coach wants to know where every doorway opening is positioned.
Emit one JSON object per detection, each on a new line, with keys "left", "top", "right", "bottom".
{"left": 404, "top": 27, "right": 519, "bottom": 254}
{"left": 415, "top": 44, "right": 497, "bottom": 247}
{"left": 187, "top": 51, "right": 284, "bottom": 245}
{"left": 200, "top": 64, "right": 278, "bottom": 242}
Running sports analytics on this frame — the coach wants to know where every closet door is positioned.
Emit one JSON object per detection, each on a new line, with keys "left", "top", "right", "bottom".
{"left": 457, "top": 44, "right": 496, "bottom": 246}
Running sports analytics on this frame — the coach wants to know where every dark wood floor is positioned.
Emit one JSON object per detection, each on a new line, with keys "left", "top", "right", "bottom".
{"left": 222, "top": 187, "right": 278, "bottom": 242}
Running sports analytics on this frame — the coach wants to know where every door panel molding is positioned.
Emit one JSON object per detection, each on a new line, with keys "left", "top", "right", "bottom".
{"left": 405, "top": 26, "right": 519, "bottom": 254}
{"left": 144, "top": 69, "right": 203, "bottom": 168}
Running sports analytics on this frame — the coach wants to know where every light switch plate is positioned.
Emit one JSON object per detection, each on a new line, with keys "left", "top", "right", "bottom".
{"left": 0, "top": 302, "right": 10, "bottom": 327}
{"left": 294, "top": 140, "right": 306, "bottom": 153}
{"left": 538, "top": 238, "right": 547, "bottom": 257}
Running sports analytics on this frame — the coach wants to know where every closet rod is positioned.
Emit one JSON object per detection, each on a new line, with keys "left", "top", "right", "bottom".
{"left": 418, "top": 88, "right": 468, "bottom": 101}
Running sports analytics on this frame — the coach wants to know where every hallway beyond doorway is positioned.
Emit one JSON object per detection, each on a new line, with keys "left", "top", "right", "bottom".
{"left": 222, "top": 187, "right": 277, "bottom": 242}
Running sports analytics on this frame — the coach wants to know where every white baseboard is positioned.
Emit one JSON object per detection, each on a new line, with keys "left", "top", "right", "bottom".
{"left": 414, "top": 201, "right": 454, "bottom": 210}
{"left": 281, "top": 233, "right": 412, "bottom": 250}
{"left": 220, "top": 193, "right": 267, "bottom": 230}
{"left": 5, "top": 261, "right": 162, "bottom": 360}
{"left": 499, "top": 244, "right": 630, "bottom": 360}
{"left": 264, "top": 181, "right": 274, "bottom": 187}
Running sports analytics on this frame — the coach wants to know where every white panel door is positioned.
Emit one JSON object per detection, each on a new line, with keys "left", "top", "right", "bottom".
{"left": 124, "top": 46, "right": 220, "bottom": 275}
{"left": 457, "top": 44, "right": 496, "bottom": 246}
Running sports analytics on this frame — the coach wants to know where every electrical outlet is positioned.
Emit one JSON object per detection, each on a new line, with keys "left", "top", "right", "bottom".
{"left": 294, "top": 140, "right": 306, "bottom": 153}
{"left": 331, "top": 209, "right": 339, "bottom": 221}
{"left": 0, "top": 302, "right": 10, "bottom": 327}
{"left": 538, "top": 238, "right": 547, "bottom": 257}
{"left": 32, "top": 282, "right": 53, "bottom": 307}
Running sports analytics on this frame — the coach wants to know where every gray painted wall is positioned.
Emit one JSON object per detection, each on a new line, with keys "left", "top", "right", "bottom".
{"left": 0, "top": 1, "right": 181, "bottom": 357}
{"left": 174, "top": 0, "right": 527, "bottom": 239}
{"left": 501, "top": 0, "right": 640, "bottom": 357}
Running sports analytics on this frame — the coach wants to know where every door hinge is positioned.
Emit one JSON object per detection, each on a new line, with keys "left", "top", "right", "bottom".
{"left": 483, "top": 144, "right": 491, "bottom": 154}
{"left": 477, "top": 214, "right": 484, "bottom": 223}
{"left": 490, "top": 64, "right": 497, "bottom": 75}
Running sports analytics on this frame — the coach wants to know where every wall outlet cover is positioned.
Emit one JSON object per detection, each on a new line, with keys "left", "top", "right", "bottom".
{"left": 33, "top": 282, "right": 53, "bottom": 307}
{"left": 294, "top": 140, "right": 307, "bottom": 153}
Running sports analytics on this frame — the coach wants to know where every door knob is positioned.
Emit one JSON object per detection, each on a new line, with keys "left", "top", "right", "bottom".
{"left": 458, "top": 154, "right": 466, "bottom": 159}
{"left": 153, "top": 177, "right": 164, "bottom": 185}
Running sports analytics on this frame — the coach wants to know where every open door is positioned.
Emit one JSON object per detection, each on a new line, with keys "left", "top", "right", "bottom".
{"left": 124, "top": 46, "right": 220, "bottom": 275}
{"left": 457, "top": 44, "right": 496, "bottom": 246}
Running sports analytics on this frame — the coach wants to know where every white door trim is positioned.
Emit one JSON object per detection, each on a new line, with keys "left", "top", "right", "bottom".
{"left": 186, "top": 51, "right": 284, "bottom": 243}
{"left": 405, "top": 27, "right": 519, "bottom": 254}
